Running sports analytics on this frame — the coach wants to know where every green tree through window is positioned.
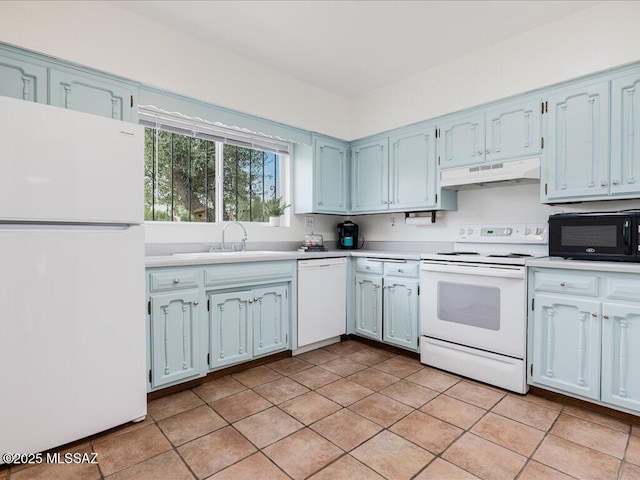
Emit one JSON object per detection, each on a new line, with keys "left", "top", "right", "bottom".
{"left": 144, "top": 127, "right": 280, "bottom": 222}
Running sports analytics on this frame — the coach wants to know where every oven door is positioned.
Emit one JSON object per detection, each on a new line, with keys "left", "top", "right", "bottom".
{"left": 420, "top": 261, "right": 526, "bottom": 358}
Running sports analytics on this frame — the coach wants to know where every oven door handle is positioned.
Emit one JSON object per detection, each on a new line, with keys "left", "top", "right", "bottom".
{"left": 420, "top": 263, "right": 525, "bottom": 279}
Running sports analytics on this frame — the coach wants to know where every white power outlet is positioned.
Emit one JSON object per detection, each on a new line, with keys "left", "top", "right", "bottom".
{"left": 305, "top": 216, "right": 314, "bottom": 230}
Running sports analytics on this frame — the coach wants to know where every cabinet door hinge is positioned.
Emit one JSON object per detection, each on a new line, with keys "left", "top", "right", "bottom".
{"left": 148, "top": 369, "right": 152, "bottom": 383}
{"left": 207, "top": 299, "right": 210, "bottom": 311}
{"left": 541, "top": 137, "right": 544, "bottom": 149}
{"left": 531, "top": 298, "right": 535, "bottom": 311}
{"left": 147, "top": 300, "right": 151, "bottom": 315}
{"left": 130, "top": 95, "right": 134, "bottom": 108}
{"left": 207, "top": 353, "right": 210, "bottom": 366}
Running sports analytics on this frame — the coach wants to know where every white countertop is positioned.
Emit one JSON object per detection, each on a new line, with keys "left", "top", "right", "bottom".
{"left": 527, "top": 256, "right": 640, "bottom": 274}
{"left": 144, "top": 248, "right": 437, "bottom": 268}
{"left": 145, "top": 250, "right": 350, "bottom": 268}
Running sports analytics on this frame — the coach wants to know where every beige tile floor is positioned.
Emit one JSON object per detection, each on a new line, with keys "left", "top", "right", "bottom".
{"left": 3, "top": 339, "right": 640, "bottom": 480}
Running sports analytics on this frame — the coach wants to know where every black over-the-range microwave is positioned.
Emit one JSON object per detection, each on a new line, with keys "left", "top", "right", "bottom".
{"left": 548, "top": 211, "right": 640, "bottom": 262}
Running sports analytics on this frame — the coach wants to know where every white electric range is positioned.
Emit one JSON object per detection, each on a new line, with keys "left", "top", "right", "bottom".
{"left": 419, "top": 223, "right": 548, "bottom": 393}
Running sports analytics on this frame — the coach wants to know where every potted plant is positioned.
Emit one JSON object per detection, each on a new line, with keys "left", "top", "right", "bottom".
{"left": 263, "top": 197, "right": 290, "bottom": 226}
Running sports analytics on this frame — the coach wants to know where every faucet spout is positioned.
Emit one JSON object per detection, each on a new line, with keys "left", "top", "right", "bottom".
{"left": 221, "top": 221, "right": 248, "bottom": 251}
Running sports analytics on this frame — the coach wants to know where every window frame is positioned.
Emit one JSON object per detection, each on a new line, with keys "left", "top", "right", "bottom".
{"left": 141, "top": 110, "right": 291, "bottom": 226}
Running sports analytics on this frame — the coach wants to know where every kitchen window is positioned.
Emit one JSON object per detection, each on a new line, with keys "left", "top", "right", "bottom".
{"left": 140, "top": 107, "right": 288, "bottom": 223}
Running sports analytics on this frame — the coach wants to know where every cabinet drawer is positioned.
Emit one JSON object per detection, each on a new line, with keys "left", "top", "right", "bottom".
{"left": 604, "top": 275, "right": 640, "bottom": 302}
{"left": 533, "top": 270, "right": 598, "bottom": 296}
{"left": 149, "top": 269, "right": 201, "bottom": 292}
{"left": 384, "top": 261, "right": 419, "bottom": 278}
{"left": 355, "top": 259, "right": 384, "bottom": 275}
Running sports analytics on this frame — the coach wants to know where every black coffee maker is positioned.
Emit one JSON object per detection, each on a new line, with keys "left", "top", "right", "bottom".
{"left": 337, "top": 221, "right": 359, "bottom": 249}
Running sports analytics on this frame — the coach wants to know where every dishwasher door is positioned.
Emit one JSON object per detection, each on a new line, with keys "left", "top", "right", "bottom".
{"left": 297, "top": 257, "right": 347, "bottom": 348}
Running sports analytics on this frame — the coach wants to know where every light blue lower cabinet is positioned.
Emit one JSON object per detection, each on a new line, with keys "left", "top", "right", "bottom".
{"left": 530, "top": 293, "right": 601, "bottom": 400}
{"left": 354, "top": 274, "right": 383, "bottom": 341}
{"left": 252, "top": 285, "right": 289, "bottom": 357}
{"left": 208, "top": 290, "right": 253, "bottom": 369}
{"left": 601, "top": 301, "right": 640, "bottom": 413}
{"left": 149, "top": 290, "right": 202, "bottom": 389}
{"left": 352, "top": 259, "right": 420, "bottom": 351}
{"left": 528, "top": 268, "right": 640, "bottom": 416}
{"left": 383, "top": 278, "right": 419, "bottom": 350}
{"left": 147, "top": 261, "right": 294, "bottom": 391}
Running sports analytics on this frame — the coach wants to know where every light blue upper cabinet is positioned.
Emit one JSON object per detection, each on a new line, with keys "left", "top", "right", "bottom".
{"left": 438, "top": 112, "right": 485, "bottom": 168}
{"left": 351, "top": 137, "right": 389, "bottom": 213}
{"left": 542, "top": 80, "right": 610, "bottom": 202}
{"left": 293, "top": 135, "right": 349, "bottom": 214}
{"left": 314, "top": 137, "right": 348, "bottom": 213}
{"left": 49, "top": 68, "right": 137, "bottom": 123}
{"left": 485, "top": 97, "right": 542, "bottom": 163}
{"left": 0, "top": 52, "right": 47, "bottom": 103}
{"left": 610, "top": 68, "right": 640, "bottom": 197}
{"left": 389, "top": 125, "right": 437, "bottom": 210}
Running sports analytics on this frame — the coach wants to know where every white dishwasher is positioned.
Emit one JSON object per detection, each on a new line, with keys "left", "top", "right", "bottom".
{"left": 297, "top": 257, "right": 348, "bottom": 348}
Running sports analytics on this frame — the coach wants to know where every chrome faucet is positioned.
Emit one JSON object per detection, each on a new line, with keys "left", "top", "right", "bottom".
{"left": 221, "top": 221, "right": 248, "bottom": 251}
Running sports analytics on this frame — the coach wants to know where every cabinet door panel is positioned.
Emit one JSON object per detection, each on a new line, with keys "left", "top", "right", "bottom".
{"left": 150, "top": 291, "right": 200, "bottom": 388}
{"left": 209, "top": 291, "right": 253, "bottom": 369}
{"left": 611, "top": 71, "right": 640, "bottom": 196}
{"left": 314, "top": 139, "right": 348, "bottom": 213}
{"left": 389, "top": 126, "right": 436, "bottom": 210}
{"left": 0, "top": 55, "right": 47, "bottom": 103}
{"left": 532, "top": 293, "right": 601, "bottom": 399}
{"left": 485, "top": 98, "right": 541, "bottom": 162}
{"left": 601, "top": 302, "right": 640, "bottom": 413}
{"left": 544, "top": 82, "right": 609, "bottom": 201}
{"left": 49, "top": 69, "right": 136, "bottom": 122}
{"left": 354, "top": 274, "right": 382, "bottom": 340}
{"left": 351, "top": 139, "right": 389, "bottom": 213}
{"left": 253, "top": 285, "right": 289, "bottom": 357}
{"left": 439, "top": 113, "right": 485, "bottom": 168}
{"left": 383, "top": 278, "right": 419, "bottom": 350}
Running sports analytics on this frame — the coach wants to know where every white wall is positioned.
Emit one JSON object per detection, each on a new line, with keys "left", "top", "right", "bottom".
{"left": 351, "top": 1, "right": 640, "bottom": 139}
{"left": 3, "top": 2, "right": 640, "bottom": 245}
{"left": 353, "top": 184, "right": 640, "bottom": 243}
{"left": 0, "top": 1, "right": 351, "bottom": 140}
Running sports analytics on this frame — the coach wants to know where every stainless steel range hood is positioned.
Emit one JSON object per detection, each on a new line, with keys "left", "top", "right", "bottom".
{"left": 440, "top": 157, "right": 540, "bottom": 190}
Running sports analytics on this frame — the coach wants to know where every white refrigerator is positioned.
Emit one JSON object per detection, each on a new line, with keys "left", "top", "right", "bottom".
{"left": 0, "top": 96, "right": 146, "bottom": 456}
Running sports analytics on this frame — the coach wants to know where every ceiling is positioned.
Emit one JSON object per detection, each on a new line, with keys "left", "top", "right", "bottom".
{"left": 113, "top": 1, "right": 600, "bottom": 98}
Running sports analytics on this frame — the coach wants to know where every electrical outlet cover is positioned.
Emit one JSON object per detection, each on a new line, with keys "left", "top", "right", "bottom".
{"left": 305, "top": 216, "right": 314, "bottom": 229}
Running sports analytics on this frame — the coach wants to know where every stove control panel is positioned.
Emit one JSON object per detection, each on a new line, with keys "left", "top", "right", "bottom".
{"left": 457, "top": 224, "right": 547, "bottom": 243}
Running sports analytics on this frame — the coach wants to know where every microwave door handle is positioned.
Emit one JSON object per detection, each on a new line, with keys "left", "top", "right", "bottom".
{"left": 623, "top": 220, "right": 631, "bottom": 255}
